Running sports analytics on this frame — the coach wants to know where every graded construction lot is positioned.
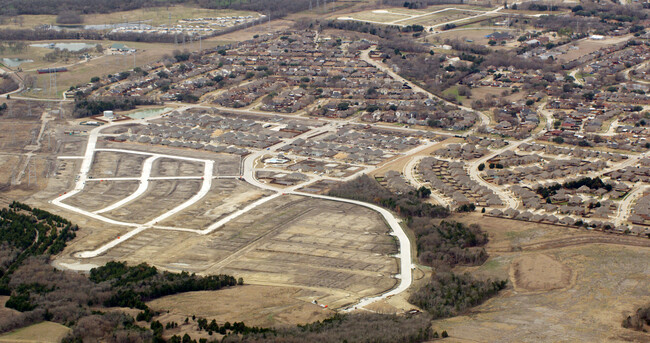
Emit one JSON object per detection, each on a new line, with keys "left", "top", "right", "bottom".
{"left": 157, "top": 179, "right": 272, "bottom": 230}
{"left": 435, "top": 214, "right": 650, "bottom": 342}
{"left": 96, "top": 141, "right": 241, "bottom": 176}
{"left": 62, "top": 180, "right": 139, "bottom": 212}
{"left": 102, "top": 179, "right": 202, "bottom": 224}
{"left": 87, "top": 151, "right": 147, "bottom": 179}
{"left": 151, "top": 157, "right": 205, "bottom": 177}
{"left": 64, "top": 195, "right": 398, "bottom": 309}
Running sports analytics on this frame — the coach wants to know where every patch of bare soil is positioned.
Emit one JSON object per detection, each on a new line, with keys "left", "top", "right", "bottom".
{"left": 510, "top": 254, "right": 572, "bottom": 292}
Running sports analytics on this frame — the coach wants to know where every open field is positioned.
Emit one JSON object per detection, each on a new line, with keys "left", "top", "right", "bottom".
{"left": 339, "top": 5, "right": 492, "bottom": 26}
{"left": 471, "top": 85, "right": 528, "bottom": 102}
{"left": 511, "top": 253, "right": 572, "bottom": 292}
{"left": 400, "top": 10, "right": 478, "bottom": 27}
{"left": 344, "top": 10, "right": 410, "bottom": 23}
{"left": 435, "top": 213, "right": 650, "bottom": 342}
{"left": 557, "top": 35, "right": 633, "bottom": 62}
{"left": 148, "top": 285, "right": 335, "bottom": 328}
{"left": 0, "top": 321, "right": 70, "bottom": 343}
{"left": 0, "top": 6, "right": 257, "bottom": 30}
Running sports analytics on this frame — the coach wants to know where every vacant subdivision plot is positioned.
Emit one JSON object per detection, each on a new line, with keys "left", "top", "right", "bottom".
{"left": 157, "top": 179, "right": 273, "bottom": 230}
{"left": 57, "top": 137, "right": 88, "bottom": 156}
{"left": 102, "top": 180, "right": 202, "bottom": 224}
{"left": 62, "top": 180, "right": 140, "bottom": 212}
{"left": 204, "top": 195, "right": 399, "bottom": 308}
{"left": 151, "top": 157, "right": 205, "bottom": 177}
{"left": 97, "top": 141, "right": 242, "bottom": 176}
{"left": 88, "top": 151, "right": 147, "bottom": 179}
{"left": 69, "top": 195, "right": 399, "bottom": 309}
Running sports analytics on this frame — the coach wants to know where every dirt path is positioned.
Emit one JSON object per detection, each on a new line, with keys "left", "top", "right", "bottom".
{"left": 491, "top": 234, "right": 650, "bottom": 253}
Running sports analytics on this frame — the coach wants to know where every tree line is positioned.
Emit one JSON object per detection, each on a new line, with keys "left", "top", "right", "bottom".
{"left": 73, "top": 97, "right": 159, "bottom": 117}
{"left": 236, "top": 313, "right": 433, "bottom": 343}
{"left": 0, "top": 27, "right": 189, "bottom": 43}
{"left": 89, "top": 261, "right": 240, "bottom": 309}
{"left": 536, "top": 177, "right": 612, "bottom": 199}
{"left": 1, "top": 0, "right": 339, "bottom": 19}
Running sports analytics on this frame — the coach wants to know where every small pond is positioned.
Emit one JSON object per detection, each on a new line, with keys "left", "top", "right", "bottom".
{"left": 0, "top": 58, "right": 33, "bottom": 67}
{"left": 127, "top": 107, "right": 173, "bottom": 119}
{"left": 30, "top": 42, "right": 98, "bottom": 52}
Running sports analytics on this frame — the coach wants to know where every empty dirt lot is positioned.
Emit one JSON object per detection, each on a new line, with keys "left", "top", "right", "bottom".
{"left": 88, "top": 151, "right": 147, "bottom": 179}
{"left": 103, "top": 179, "right": 202, "bottom": 224}
{"left": 63, "top": 180, "right": 140, "bottom": 212}
{"left": 435, "top": 214, "right": 650, "bottom": 342}
{"left": 151, "top": 158, "right": 205, "bottom": 177}
{"left": 158, "top": 179, "right": 272, "bottom": 230}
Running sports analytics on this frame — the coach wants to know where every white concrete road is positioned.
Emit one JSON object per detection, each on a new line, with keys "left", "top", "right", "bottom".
{"left": 94, "top": 155, "right": 158, "bottom": 214}
{"left": 616, "top": 185, "right": 648, "bottom": 227}
{"left": 403, "top": 155, "right": 451, "bottom": 208}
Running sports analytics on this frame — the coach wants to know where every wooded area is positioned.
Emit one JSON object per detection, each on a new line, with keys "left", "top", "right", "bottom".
{"left": 237, "top": 313, "right": 433, "bottom": 343}
{"left": 409, "top": 272, "right": 507, "bottom": 318}
{"left": 73, "top": 97, "right": 159, "bottom": 117}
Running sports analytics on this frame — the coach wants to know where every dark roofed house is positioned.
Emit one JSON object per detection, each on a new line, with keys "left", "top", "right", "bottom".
{"left": 486, "top": 32, "right": 513, "bottom": 40}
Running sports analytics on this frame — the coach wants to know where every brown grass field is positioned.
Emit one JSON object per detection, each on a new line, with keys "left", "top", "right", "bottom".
{"left": 431, "top": 213, "right": 650, "bottom": 343}
{"left": 0, "top": 321, "right": 70, "bottom": 343}
{"left": 148, "top": 285, "right": 335, "bottom": 328}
